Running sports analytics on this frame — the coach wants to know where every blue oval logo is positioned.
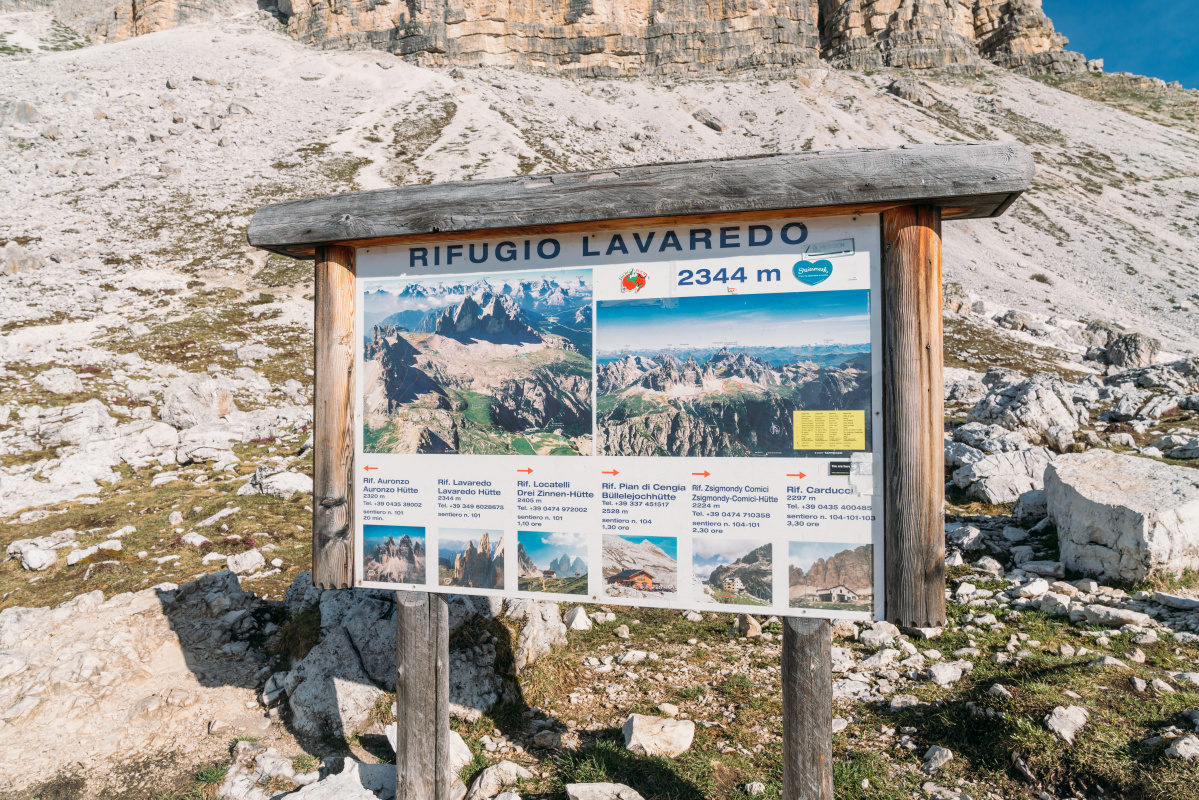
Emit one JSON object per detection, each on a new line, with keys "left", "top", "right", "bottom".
{"left": 793, "top": 259, "right": 833, "bottom": 286}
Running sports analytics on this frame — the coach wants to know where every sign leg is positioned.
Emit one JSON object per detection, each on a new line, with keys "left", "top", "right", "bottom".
{"left": 881, "top": 205, "right": 946, "bottom": 628}
{"left": 782, "top": 617, "right": 833, "bottom": 800}
{"left": 396, "top": 591, "right": 451, "bottom": 800}
{"left": 313, "top": 244, "right": 356, "bottom": 589}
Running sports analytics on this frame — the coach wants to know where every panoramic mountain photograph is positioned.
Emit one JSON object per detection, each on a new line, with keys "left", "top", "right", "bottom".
{"left": 362, "top": 524, "right": 427, "bottom": 584}
{"left": 437, "top": 527, "right": 504, "bottom": 589}
{"left": 596, "top": 290, "right": 872, "bottom": 457}
{"left": 694, "top": 537, "right": 773, "bottom": 606}
{"left": 516, "top": 530, "right": 588, "bottom": 595}
{"left": 362, "top": 270, "right": 593, "bottom": 455}
{"left": 788, "top": 541, "right": 874, "bottom": 612}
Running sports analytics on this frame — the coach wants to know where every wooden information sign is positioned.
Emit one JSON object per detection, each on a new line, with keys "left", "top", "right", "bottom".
{"left": 249, "top": 142, "right": 1033, "bottom": 800}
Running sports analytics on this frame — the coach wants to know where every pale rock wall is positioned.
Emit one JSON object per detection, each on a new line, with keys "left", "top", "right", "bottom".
{"left": 0, "top": 0, "right": 251, "bottom": 42}
{"left": 281, "top": 0, "right": 823, "bottom": 76}
{"left": 278, "top": 0, "right": 1088, "bottom": 76}
{"left": 1, "top": 0, "right": 1089, "bottom": 76}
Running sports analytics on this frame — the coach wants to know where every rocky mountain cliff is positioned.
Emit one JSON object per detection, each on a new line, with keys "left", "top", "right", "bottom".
{"left": 707, "top": 542, "right": 773, "bottom": 601}
{"left": 788, "top": 543, "right": 873, "bottom": 598}
{"left": 278, "top": 0, "right": 1093, "bottom": 77}
{"left": 602, "top": 536, "right": 677, "bottom": 589}
{"left": 4, "top": 0, "right": 1093, "bottom": 78}
{"left": 448, "top": 531, "right": 504, "bottom": 588}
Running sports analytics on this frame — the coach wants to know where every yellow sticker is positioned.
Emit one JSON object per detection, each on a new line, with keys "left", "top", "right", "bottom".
{"left": 793, "top": 410, "right": 866, "bottom": 451}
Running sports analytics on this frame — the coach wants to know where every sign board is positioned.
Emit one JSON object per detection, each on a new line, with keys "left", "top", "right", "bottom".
{"left": 353, "top": 214, "right": 883, "bottom": 620}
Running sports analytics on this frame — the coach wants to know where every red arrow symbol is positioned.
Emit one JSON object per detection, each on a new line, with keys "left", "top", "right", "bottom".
{"left": 786, "top": 472, "right": 806, "bottom": 478}
{"left": 602, "top": 470, "right": 619, "bottom": 476}
{"left": 692, "top": 471, "right": 710, "bottom": 477}
{"left": 364, "top": 465, "right": 378, "bottom": 471}
{"left": 517, "top": 468, "right": 533, "bottom": 474}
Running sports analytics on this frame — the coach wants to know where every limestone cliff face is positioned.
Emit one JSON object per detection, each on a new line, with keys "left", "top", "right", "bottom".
{"left": 279, "top": 0, "right": 1089, "bottom": 76}
{"left": 8, "top": 0, "right": 1089, "bottom": 76}
{"left": 0, "top": 0, "right": 249, "bottom": 44}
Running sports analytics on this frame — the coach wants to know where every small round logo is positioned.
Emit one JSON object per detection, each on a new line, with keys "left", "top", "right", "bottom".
{"left": 410, "top": 331, "right": 431, "bottom": 343}
{"left": 621, "top": 267, "right": 648, "bottom": 293}
{"left": 793, "top": 259, "right": 834, "bottom": 286}
{"left": 722, "top": 379, "right": 742, "bottom": 394}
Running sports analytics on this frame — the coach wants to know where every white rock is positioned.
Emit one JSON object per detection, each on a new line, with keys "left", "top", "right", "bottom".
{"left": 289, "top": 759, "right": 389, "bottom": 799}
{"left": 565, "top": 606, "right": 593, "bottom": 631}
{"left": 928, "top": 663, "right": 963, "bottom": 686}
{"left": 98, "top": 540, "right": 121, "bottom": 553}
{"left": 1082, "top": 604, "right": 1152, "bottom": 628}
{"left": 1045, "top": 705, "right": 1089, "bottom": 744}
{"left": 1015, "top": 579, "right": 1050, "bottom": 598}
{"left": 922, "top": 745, "right": 953, "bottom": 774}
{"left": 260, "top": 471, "right": 313, "bottom": 499}
{"left": 227, "top": 549, "right": 266, "bottom": 575}
{"left": 181, "top": 533, "right": 209, "bottom": 547}
{"left": 565, "top": 784, "right": 646, "bottom": 800}
{"left": 1166, "top": 735, "right": 1199, "bottom": 760}
{"left": 622, "top": 714, "right": 695, "bottom": 757}
{"left": 35, "top": 367, "right": 83, "bottom": 394}
{"left": 1045, "top": 449, "right": 1199, "bottom": 582}
{"left": 617, "top": 650, "right": 646, "bottom": 665}
{"left": 952, "top": 447, "right": 1054, "bottom": 504}
{"left": 466, "top": 761, "right": 533, "bottom": 800}
{"left": 66, "top": 546, "right": 98, "bottom": 565}
{"left": 657, "top": 702, "right": 679, "bottom": 717}
{"left": 20, "top": 547, "right": 55, "bottom": 571}
{"left": 745, "top": 783, "right": 766, "bottom": 796}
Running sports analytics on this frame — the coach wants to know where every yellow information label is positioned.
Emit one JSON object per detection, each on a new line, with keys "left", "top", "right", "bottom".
{"left": 793, "top": 410, "right": 866, "bottom": 451}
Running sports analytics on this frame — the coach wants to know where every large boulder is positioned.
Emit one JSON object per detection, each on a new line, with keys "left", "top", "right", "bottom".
{"left": 506, "top": 599, "right": 566, "bottom": 671}
{"left": 160, "top": 374, "right": 237, "bottom": 429}
{"left": 1107, "top": 333, "right": 1160, "bottom": 369}
{"left": 1045, "top": 449, "right": 1199, "bottom": 582}
{"left": 952, "top": 447, "right": 1053, "bottom": 504}
{"left": 622, "top": 714, "right": 695, "bottom": 757}
{"left": 967, "top": 373, "right": 1080, "bottom": 443}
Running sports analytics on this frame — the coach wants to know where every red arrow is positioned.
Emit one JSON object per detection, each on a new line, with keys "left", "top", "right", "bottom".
{"left": 692, "top": 471, "right": 710, "bottom": 477}
{"left": 364, "top": 465, "right": 378, "bottom": 471}
{"left": 517, "top": 468, "right": 533, "bottom": 474}
{"left": 602, "top": 470, "right": 619, "bottom": 476}
{"left": 786, "top": 472, "right": 806, "bottom": 478}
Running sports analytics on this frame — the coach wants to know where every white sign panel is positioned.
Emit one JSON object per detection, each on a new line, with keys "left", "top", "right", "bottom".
{"left": 353, "top": 214, "right": 883, "bottom": 620}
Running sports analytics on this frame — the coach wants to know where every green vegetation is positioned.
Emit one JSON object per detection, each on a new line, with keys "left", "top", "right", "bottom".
{"left": 253, "top": 254, "right": 312, "bottom": 287}
{"left": 518, "top": 574, "right": 588, "bottom": 595}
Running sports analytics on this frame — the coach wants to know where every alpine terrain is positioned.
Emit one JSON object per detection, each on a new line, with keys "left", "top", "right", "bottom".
{"left": 362, "top": 277, "right": 593, "bottom": 455}
{"left": 597, "top": 348, "right": 871, "bottom": 456}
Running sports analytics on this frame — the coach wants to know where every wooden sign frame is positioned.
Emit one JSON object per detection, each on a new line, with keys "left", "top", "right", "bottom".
{"left": 249, "top": 141, "right": 1033, "bottom": 799}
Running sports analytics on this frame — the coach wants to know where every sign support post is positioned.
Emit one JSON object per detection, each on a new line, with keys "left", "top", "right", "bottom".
{"left": 881, "top": 206, "right": 947, "bottom": 629}
{"left": 782, "top": 617, "right": 833, "bottom": 799}
{"left": 396, "top": 591, "right": 452, "bottom": 800}
{"left": 313, "top": 244, "right": 357, "bottom": 589}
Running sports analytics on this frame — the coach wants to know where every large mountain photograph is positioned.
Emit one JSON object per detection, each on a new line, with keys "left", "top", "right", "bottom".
{"left": 362, "top": 270, "right": 593, "bottom": 456}
{"left": 596, "top": 291, "right": 872, "bottom": 457}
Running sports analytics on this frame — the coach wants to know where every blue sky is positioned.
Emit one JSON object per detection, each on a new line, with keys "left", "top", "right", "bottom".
{"left": 364, "top": 524, "right": 425, "bottom": 546}
{"left": 693, "top": 537, "right": 770, "bottom": 579}
{"left": 609, "top": 534, "right": 678, "bottom": 561}
{"left": 597, "top": 290, "right": 870, "bottom": 352}
{"left": 1043, "top": 1, "right": 1197, "bottom": 89}
{"left": 438, "top": 527, "right": 501, "bottom": 559}
{"left": 789, "top": 541, "right": 870, "bottom": 573}
{"left": 518, "top": 530, "right": 588, "bottom": 571}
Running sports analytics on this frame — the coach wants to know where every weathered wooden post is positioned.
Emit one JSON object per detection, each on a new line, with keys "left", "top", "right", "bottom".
{"left": 313, "top": 244, "right": 356, "bottom": 590}
{"left": 249, "top": 142, "right": 1031, "bottom": 800}
{"left": 881, "top": 205, "right": 947, "bottom": 628}
{"left": 782, "top": 618, "right": 833, "bottom": 799}
{"left": 396, "top": 591, "right": 452, "bottom": 800}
